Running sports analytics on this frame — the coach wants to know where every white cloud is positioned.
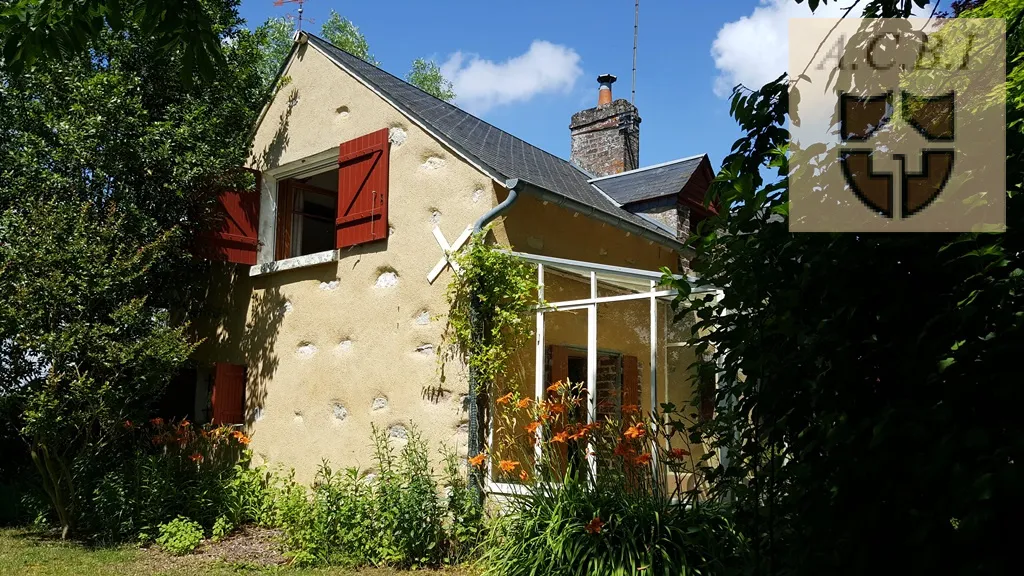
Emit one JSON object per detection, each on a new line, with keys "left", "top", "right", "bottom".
{"left": 440, "top": 41, "right": 583, "bottom": 114}
{"left": 711, "top": 0, "right": 849, "bottom": 98}
{"left": 711, "top": 0, "right": 930, "bottom": 98}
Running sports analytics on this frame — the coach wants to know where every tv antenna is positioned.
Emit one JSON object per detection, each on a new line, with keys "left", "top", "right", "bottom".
{"left": 631, "top": 0, "right": 639, "bottom": 105}
{"left": 274, "top": 0, "right": 313, "bottom": 32}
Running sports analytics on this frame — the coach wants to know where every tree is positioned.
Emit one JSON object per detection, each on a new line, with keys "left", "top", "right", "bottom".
{"left": 665, "top": 0, "right": 1023, "bottom": 573}
{"left": 0, "top": 0, "right": 224, "bottom": 81}
{"left": 256, "top": 12, "right": 455, "bottom": 103}
{"left": 0, "top": 0, "right": 266, "bottom": 537}
{"left": 407, "top": 58, "right": 456, "bottom": 102}
{"left": 320, "top": 10, "right": 377, "bottom": 66}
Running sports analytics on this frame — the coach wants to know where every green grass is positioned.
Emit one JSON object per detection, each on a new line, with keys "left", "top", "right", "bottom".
{"left": 0, "top": 528, "right": 477, "bottom": 576}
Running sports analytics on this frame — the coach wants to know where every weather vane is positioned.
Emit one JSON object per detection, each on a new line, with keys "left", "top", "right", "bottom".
{"left": 273, "top": 0, "right": 313, "bottom": 32}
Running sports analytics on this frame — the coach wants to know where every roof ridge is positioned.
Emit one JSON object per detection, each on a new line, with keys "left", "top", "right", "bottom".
{"left": 588, "top": 154, "right": 706, "bottom": 183}
{"left": 304, "top": 33, "right": 591, "bottom": 181}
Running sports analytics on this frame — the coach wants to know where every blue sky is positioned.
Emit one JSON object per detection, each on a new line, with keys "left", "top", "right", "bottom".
{"left": 238, "top": 0, "right": 841, "bottom": 172}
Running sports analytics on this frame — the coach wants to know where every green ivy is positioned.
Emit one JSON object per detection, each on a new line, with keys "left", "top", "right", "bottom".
{"left": 441, "top": 232, "right": 538, "bottom": 393}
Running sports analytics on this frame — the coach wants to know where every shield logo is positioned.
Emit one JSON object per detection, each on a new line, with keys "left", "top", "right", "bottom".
{"left": 839, "top": 91, "right": 955, "bottom": 218}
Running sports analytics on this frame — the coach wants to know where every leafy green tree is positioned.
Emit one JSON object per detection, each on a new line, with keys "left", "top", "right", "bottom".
{"left": 320, "top": 10, "right": 378, "bottom": 66}
{"left": 0, "top": 0, "right": 265, "bottom": 538}
{"left": 256, "top": 16, "right": 297, "bottom": 89}
{"left": 407, "top": 58, "right": 456, "bottom": 102}
{"left": 666, "top": 0, "right": 1023, "bottom": 573}
{"left": 0, "top": 0, "right": 224, "bottom": 81}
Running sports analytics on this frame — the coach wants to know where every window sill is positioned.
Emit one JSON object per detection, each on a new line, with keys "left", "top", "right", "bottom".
{"left": 249, "top": 249, "right": 339, "bottom": 277}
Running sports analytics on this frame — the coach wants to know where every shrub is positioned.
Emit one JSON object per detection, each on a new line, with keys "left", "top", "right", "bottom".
{"left": 156, "top": 517, "right": 204, "bottom": 556}
{"left": 276, "top": 424, "right": 474, "bottom": 568}
{"left": 77, "top": 418, "right": 264, "bottom": 542}
{"left": 480, "top": 381, "right": 746, "bottom": 576}
{"left": 211, "top": 516, "right": 233, "bottom": 542}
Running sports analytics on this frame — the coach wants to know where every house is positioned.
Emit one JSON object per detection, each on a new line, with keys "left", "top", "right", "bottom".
{"left": 182, "top": 32, "right": 720, "bottom": 491}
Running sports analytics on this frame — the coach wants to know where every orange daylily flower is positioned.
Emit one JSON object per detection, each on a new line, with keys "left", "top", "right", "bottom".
{"left": 547, "top": 403, "right": 567, "bottom": 415}
{"left": 547, "top": 381, "right": 562, "bottom": 393}
{"left": 189, "top": 453, "right": 204, "bottom": 463}
{"left": 669, "top": 448, "right": 690, "bottom": 459}
{"left": 499, "top": 460, "right": 520, "bottom": 473}
{"left": 231, "top": 430, "right": 251, "bottom": 445}
{"left": 585, "top": 516, "right": 604, "bottom": 534}
{"left": 496, "top": 392, "right": 514, "bottom": 405}
{"left": 524, "top": 421, "right": 542, "bottom": 434}
{"left": 150, "top": 417, "right": 164, "bottom": 427}
{"left": 180, "top": 419, "right": 191, "bottom": 428}
{"left": 552, "top": 431, "right": 569, "bottom": 443}
{"left": 123, "top": 420, "right": 133, "bottom": 429}
{"left": 634, "top": 452, "right": 652, "bottom": 465}
{"left": 624, "top": 423, "right": 645, "bottom": 439}
{"left": 519, "top": 469, "right": 529, "bottom": 482}
{"left": 468, "top": 453, "right": 487, "bottom": 468}
{"left": 614, "top": 442, "right": 635, "bottom": 458}
{"left": 621, "top": 404, "right": 640, "bottom": 415}
{"left": 516, "top": 397, "right": 532, "bottom": 409}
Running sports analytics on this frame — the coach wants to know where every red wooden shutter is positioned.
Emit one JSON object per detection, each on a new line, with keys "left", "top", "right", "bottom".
{"left": 275, "top": 180, "right": 294, "bottom": 260}
{"left": 336, "top": 128, "right": 389, "bottom": 248}
{"left": 202, "top": 169, "right": 261, "bottom": 265}
{"left": 211, "top": 363, "right": 246, "bottom": 425}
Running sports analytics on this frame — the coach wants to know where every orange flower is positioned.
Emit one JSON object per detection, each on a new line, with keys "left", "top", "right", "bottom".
{"left": 552, "top": 431, "right": 569, "bottom": 443}
{"left": 468, "top": 453, "right": 487, "bottom": 468}
{"left": 519, "top": 469, "right": 529, "bottom": 482}
{"left": 669, "top": 448, "right": 690, "bottom": 459}
{"left": 499, "top": 460, "right": 520, "bottom": 473}
{"left": 231, "top": 430, "right": 251, "bottom": 445}
{"left": 150, "top": 417, "right": 164, "bottom": 427}
{"left": 614, "top": 442, "right": 635, "bottom": 458}
{"left": 585, "top": 516, "right": 604, "bottom": 534}
{"left": 547, "top": 381, "right": 562, "bottom": 393}
{"left": 189, "top": 453, "right": 204, "bottom": 463}
{"left": 123, "top": 420, "right": 133, "bottom": 429}
{"left": 634, "top": 452, "right": 652, "bottom": 466}
{"left": 524, "top": 421, "right": 542, "bottom": 434}
{"left": 624, "top": 423, "right": 645, "bottom": 440}
{"left": 180, "top": 419, "right": 191, "bottom": 428}
{"left": 496, "top": 392, "right": 514, "bottom": 405}
{"left": 516, "top": 397, "right": 532, "bottom": 409}
{"left": 547, "top": 403, "right": 567, "bottom": 415}
{"left": 622, "top": 404, "right": 640, "bottom": 415}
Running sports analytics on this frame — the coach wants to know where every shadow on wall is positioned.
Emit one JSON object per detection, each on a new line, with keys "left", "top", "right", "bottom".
{"left": 253, "top": 86, "right": 298, "bottom": 171}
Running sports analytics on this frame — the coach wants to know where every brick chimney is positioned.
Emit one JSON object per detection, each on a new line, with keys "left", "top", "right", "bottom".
{"left": 570, "top": 74, "right": 641, "bottom": 177}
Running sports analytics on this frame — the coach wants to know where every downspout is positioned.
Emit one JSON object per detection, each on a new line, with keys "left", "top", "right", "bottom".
{"left": 466, "top": 178, "right": 523, "bottom": 502}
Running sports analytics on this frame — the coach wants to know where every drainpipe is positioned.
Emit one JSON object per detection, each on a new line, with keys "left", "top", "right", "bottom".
{"left": 466, "top": 178, "right": 523, "bottom": 503}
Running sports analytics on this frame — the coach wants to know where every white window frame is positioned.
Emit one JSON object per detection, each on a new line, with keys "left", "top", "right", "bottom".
{"left": 250, "top": 147, "right": 341, "bottom": 277}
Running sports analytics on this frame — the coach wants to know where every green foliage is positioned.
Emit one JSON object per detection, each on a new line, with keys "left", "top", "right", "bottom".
{"left": 320, "top": 10, "right": 377, "bottom": 66}
{"left": 483, "top": 390, "right": 744, "bottom": 576}
{"left": 0, "top": 0, "right": 265, "bottom": 540}
{"left": 661, "top": 1, "right": 1024, "bottom": 574}
{"left": 0, "top": 0, "right": 227, "bottom": 81}
{"left": 156, "top": 517, "right": 204, "bottom": 556}
{"left": 211, "top": 516, "right": 233, "bottom": 542}
{"left": 255, "top": 16, "right": 297, "bottom": 89}
{"left": 275, "top": 425, "right": 475, "bottom": 568}
{"left": 440, "top": 448, "right": 483, "bottom": 563}
{"left": 407, "top": 58, "right": 456, "bottom": 102}
{"left": 442, "top": 233, "right": 538, "bottom": 391}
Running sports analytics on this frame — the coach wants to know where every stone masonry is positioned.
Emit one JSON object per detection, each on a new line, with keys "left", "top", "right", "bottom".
{"left": 570, "top": 99, "right": 641, "bottom": 178}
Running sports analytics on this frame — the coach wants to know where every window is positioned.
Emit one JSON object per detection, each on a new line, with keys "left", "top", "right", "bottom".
{"left": 272, "top": 128, "right": 391, "bottom": 261}
{"left": 277, "top": 172, "right": 338, "bottom": 259}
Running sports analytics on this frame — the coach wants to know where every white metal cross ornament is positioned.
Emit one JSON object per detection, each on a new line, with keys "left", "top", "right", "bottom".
{"left": 427, "top": 225, "right": 472, "bottom": 284}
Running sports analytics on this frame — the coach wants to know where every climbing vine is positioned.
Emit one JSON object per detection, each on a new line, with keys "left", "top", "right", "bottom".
{"left": 440, "top": 232, "right": 538, "bottom": 393}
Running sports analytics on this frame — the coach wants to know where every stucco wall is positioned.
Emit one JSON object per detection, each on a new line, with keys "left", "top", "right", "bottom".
{"left": 196, "top": 42, "right": 496, "bottom": 483}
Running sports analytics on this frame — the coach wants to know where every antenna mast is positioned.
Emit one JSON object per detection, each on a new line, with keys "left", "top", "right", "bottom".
{"left": 631, "top": 0, "right": 639, "bottom": 105}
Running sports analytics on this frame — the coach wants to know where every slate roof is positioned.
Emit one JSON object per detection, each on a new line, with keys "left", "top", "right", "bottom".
{"left": 303, "top": 33, "right": 678, "bottom": 244}
{"left": 589, "top": 155, "right": 706, "bottom": 205}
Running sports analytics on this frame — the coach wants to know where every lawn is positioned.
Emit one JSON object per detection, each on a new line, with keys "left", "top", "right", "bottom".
{"left": 0, "top": 528, "right": 478, "bottom": 576}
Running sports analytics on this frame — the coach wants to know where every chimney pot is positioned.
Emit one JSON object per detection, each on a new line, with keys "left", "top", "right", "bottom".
{"left": 597, "top": 74, "right": 617, "bottom": 106}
